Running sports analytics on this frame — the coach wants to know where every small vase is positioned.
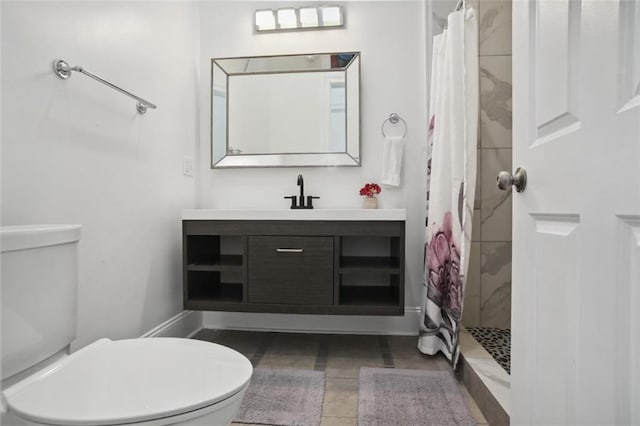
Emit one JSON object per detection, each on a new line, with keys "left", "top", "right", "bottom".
{"left": 363, "top": 197, "right": 378, "bottom": 209}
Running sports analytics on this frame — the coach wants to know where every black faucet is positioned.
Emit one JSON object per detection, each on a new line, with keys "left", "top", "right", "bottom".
{"left": 284, "top": 174, "right": 319, "bottom": 209}
{"left": 297, "top": 174, "right": 305, "bottom": 207}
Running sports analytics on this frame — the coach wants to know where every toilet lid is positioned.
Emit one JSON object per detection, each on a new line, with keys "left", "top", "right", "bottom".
{"left": 3, "top": 338, "right": 253, "bottom": 426}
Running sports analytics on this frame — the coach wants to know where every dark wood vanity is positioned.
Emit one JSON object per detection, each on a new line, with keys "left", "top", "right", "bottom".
{"left": 182, "top": 214, "right": 405, "bottom": 316}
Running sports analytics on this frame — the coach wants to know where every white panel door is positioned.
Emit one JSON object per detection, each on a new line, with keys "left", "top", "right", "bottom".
{"left": 512, "top": 0, "right": 640, "bottom": 424}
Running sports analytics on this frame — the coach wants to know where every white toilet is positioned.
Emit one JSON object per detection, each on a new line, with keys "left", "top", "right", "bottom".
{"left": 1, "top": 225, "right": 253, "bottom": 425}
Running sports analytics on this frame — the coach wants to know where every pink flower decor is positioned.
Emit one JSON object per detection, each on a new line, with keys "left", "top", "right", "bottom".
{"left": 359, "top": 183, "right": 382, "bottom": 198}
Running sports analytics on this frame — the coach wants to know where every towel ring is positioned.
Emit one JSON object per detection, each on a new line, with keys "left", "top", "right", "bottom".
{"left": 381, "top": 113, "right": 407, "bottom": 138}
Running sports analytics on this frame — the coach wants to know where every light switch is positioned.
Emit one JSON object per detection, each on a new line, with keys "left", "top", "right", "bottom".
{"left": 183, "top": 156, "right": 194, "bottom": 177}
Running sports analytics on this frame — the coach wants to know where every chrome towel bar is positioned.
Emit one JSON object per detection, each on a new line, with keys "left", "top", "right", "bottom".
{"left": 52, "top": 59, "right": 157, "bottom": 115}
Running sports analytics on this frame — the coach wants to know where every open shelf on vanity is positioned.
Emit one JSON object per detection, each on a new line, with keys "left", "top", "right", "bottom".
{"left": 335, "top": 235, "right": 403, "bottom": 310}
{"left": 186, "top": 235, "right": 244, "bottom": 269}
{"left": 186, "top": 271, "right": 243, "bottom": 303}
{"left": 338, "top": 256, "right": 401, "bottom": 271}
{"left": 186, "top": 256, "right": 243, "bottom": 271}
{"left": 338, "top": 285, "right": 401, "bottom": 306}
{"left": 183, "top": 233, "right": 246, "bottom": 307}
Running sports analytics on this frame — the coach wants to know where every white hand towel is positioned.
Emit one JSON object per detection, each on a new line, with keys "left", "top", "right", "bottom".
{"left": 380, "top": 136, "right": 405, "bottom": 187}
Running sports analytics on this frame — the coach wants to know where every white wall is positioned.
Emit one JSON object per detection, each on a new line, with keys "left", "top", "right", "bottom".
{"left": 1, "top": 1, "right": 429, "bottom": 342}
{"left": 198, "top": 1, "right": 428, "bottom": 333}
{"left": 1, "top": 1, "right": 199, "bottom": 350}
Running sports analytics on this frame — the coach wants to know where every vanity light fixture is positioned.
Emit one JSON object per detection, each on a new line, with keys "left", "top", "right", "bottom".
{"left": 254, "top": 5, "right": 344, "bottom": 32}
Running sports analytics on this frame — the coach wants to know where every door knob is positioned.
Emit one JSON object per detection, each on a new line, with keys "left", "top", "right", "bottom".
{"left": 497, "top": 167, "right": 527, "bottom": 192}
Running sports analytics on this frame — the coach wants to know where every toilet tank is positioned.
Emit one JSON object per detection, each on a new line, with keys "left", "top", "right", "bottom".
{"left": 1, "top": 225, "right": 82, "bottom": 381}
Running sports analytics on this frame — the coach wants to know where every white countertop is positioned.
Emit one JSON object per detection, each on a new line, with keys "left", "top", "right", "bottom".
{"left": 181, "top": 209, "right": 406, "bottom": 221}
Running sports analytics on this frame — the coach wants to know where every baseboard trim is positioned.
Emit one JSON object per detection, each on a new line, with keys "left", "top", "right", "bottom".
{"left": 202, "top": 307, "right": 422, "bottom": 336}
{"left": 141, "top": 311, "right": 203, "bottom": 339}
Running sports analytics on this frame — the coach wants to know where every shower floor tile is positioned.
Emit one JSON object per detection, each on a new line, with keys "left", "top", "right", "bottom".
{"left": 466, "top": 327, "right": 511, "bottom": 374}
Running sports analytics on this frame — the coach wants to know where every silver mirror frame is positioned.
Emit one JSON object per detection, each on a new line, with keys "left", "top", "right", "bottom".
{"left": 211, "top": 52, "right": 361, "bottom": 168}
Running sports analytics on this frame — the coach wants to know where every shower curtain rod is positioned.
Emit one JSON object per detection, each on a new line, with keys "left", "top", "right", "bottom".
{"left": 52, "top": 59, "right": 157, "bottom": 115}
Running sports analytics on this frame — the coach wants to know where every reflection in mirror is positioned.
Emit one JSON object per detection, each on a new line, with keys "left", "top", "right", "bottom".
{"left": 211, "top": 52, "right": 360, "bottom": 168}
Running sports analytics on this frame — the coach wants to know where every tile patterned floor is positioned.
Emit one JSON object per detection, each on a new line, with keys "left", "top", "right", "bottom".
{"left": 192, "top": 329, "right": 488, "bottom": 426}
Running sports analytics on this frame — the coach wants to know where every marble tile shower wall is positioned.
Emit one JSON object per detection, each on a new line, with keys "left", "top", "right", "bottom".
{"left": 433, "top": 0, "right": 513, "bottom": 329}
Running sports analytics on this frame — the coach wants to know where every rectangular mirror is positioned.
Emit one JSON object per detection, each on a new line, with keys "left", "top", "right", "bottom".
{"left": 211, "top": 52, "right": 360, "bottom": 168}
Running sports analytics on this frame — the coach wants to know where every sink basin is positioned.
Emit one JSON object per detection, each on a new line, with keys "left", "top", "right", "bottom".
{"left": 181, "top": 209, "right": 406, "bottom": 221}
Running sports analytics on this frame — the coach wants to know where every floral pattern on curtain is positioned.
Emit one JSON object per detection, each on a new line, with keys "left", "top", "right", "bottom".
{"left": 418, "top": 6, "right": 478, "bottom": 368}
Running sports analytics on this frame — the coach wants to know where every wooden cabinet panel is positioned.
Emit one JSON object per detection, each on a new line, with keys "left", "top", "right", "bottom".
{"left": 182, "top": 220, "right": 405, "bottom": 315}
{"left": 248, "top": 236, "right": 333, "bottom": 305}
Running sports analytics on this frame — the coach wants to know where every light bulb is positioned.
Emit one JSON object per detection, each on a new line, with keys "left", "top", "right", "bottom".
{"left": 277, "top": 8, "right": 297, "bottom": 29}
{"left": 320, "top": 6, "right": 342, "bottom": 27}
{"left": 255, "top": 10, "right": 276, "bottom": 31}
{"left": 299, "top": 7, "right": 319, "bottom": 28}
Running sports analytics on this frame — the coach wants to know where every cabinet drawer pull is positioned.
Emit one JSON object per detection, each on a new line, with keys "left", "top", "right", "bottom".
{"left": 276, "top": 248, "right": 304, "bottom": 253}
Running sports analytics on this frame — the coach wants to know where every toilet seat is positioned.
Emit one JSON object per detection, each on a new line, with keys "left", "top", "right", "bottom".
{"left": 3, "top": 338, "right": 253, "bottom": 426}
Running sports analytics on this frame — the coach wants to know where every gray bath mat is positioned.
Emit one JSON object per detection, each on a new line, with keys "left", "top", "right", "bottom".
{"left": 358, "top": 368, "right": 477, "bottom": 426}
{"left": 234, "top": 368, "right": 325, "bottom": 426}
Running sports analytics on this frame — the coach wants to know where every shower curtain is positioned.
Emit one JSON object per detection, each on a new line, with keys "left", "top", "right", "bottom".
{"left": 418, "top": 6, "right": 478, "bottom": 367}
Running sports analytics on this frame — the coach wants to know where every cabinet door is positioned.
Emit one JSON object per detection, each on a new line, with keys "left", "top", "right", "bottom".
{"left": 248, "top": 236, "right": 333, "bottom": 305}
